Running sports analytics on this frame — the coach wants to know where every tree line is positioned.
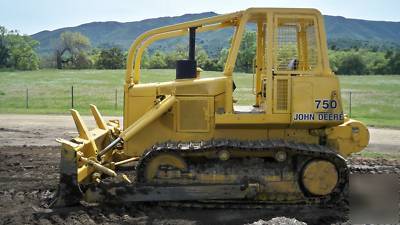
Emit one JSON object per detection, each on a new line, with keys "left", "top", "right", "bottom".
{"left": 329, "top": 49, "right": 400, "bottom": 75}
{"left": 1, "top": 26, "right": 400, "bottom": 75}
{"left": 141, "top": 31, "right": 400, "bottom": 75}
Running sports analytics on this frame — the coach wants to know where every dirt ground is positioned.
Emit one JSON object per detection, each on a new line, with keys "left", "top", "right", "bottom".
{"left": 0, "top": 114, "right": 399, "bottom": 225}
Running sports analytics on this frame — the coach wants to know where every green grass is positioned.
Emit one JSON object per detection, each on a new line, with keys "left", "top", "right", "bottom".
{"left": 0, "top": 70, "right": 399, "bottom": 127}
{"left": 339, "top": 75, "right": 400, "bottom": 127}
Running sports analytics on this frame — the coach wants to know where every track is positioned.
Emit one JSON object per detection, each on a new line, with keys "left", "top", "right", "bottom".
{"left": 0, "top": 146, "right": 399, "bottom": 224}
{"left": 0, "top": 113, "right": 399, "bottom": 224}
{"left": 133, "top": 139, "right": 348, "bottom": 204}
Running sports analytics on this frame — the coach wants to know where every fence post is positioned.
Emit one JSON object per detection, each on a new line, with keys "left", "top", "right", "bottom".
{"left": 26, "top": 88, "right": 29, "bottom": 109}
{"left": 71, "top": 85, "right": 74, "bottom": 109}
{"left": 115, "top": 89, "right": 117, "bottom": 109}
{"left": 349, "top": 91, "right": 352, "bottom": 117}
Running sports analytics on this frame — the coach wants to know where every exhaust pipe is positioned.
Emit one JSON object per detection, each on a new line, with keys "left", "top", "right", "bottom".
{"left": 176, "top": 27, "right": 197, "bottom": 79}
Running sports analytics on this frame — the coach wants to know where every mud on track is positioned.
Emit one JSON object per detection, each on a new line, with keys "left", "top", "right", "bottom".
{"left": 1, "top": 146, "right": 399, "bottom": 225}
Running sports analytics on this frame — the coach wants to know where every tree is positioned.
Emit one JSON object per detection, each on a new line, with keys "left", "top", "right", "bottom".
{"left": 361, "top": 50, "right": 388, "bottom": 74}
{"left": 39, "top": 53, "right": 56, "bottom": 68}
{"left": 0, "top": 26, "right": 9, "bottom": 68}
{"left": 164, "top": 45, "right": 187, "bottom": 68}
{"left": 236, "top": 31, "right": 256, "bottom": 73}
{"left": 337, "top": 53, "right": 366, "bottom": 75}
{"left": 55, "top": 31, "right": 91, "bottom": 69}
{"left": 217, "top": 48, "right": 229, "bottom": 70}
{"left": 74, "top": 52, "right": 92, "bottom": 69}
{"left": 329, "top": 49, "right": 393, "bottom": 75}
{"left": 217, "top": 31, "right": 256, "bottom": 73}
{"left": 148, "top": 51, "right": 167, "bottom": 69}
{"left": 96, "top": 47, "right": 125, "bottom": 69}
{"left": 141, "top": 51, "right": 150, "bottom": 69}
{"left": 196, "top": 47, "right": 221, "bottom": 71}
{"left": 7, "top": 34, "right": 40, "bottom": 70}
{"left": 196, "top": 47, "right": 209, "bottom": 68}
{"left": 0, "top": 26, "right": 39, "bottom": 70}
{"left": 387, "top": 52, "right": 400, "bottom": 74}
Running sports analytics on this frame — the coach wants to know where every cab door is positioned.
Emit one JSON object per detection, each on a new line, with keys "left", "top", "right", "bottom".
{"left": 271, "top": 14, "right": 343, "bottom": 127}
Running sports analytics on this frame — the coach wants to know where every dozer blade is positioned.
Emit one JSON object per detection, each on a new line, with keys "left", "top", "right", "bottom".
{"left": 51, "top": 98, "right": 180, "bottom": 205}
{"left": 49, "top": 143, "right": 82, "bottom": 207}
{"left": 50, "top": 106, "right": 121, "bottom": 207}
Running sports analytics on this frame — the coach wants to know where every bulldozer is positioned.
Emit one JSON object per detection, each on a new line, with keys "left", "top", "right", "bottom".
{"left": 54, "top": 8, "right": 369, "bottom": 207}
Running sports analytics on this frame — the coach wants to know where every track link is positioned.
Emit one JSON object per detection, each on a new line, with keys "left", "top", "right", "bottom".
{"left": 134, "top": 139, "right": 349, "bottom": 205}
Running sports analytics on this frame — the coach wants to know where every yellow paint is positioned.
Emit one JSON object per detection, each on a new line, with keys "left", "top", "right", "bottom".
{"left": 326, "top": 118, "right": 370, "bottom": 156}
{"left": 59, "top": 8, "right": 369, "bottom": 187}
{"left": 302, "top": 160, "right": 338, "bottom": 196}
{"left": 121, "top": 95, "right": 176, "bottom": 141}
{"left": 144, "top": 153, "right": 187, "bottom": 181}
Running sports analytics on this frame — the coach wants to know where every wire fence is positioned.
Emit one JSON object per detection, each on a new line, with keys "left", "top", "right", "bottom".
{"left": 7, "top": 87, "right": 360, "bottom": 117}
{"left": 0, "top": 86, "right": 123, "bottom": 114}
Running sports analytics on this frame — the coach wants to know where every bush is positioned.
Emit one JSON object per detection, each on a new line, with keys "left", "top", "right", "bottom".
{"left": 96, "top": 47, "right": 125, "bottom": 69}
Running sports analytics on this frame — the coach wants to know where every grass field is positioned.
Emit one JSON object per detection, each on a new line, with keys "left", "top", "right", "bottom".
{"left": 0, "top": 69, "right": 399, "bottom": 127}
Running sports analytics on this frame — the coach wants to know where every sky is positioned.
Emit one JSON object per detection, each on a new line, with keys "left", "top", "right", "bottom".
{"left": 1, "top": 0, "right": 399, "bottom": 35}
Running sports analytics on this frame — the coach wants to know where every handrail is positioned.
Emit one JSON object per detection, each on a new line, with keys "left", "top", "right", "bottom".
{"left": 132, "top": 22, "right": 234, "bottom": 84}
{"left": 124, "top": 8, "right": 330, "bottom": 85}
{"left": 125, "top": 11, "right": 243, "bottom": 85}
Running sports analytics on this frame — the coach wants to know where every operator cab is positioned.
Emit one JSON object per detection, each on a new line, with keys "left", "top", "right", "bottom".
{"left": 126, "top": 8, "right": 338, "bottom": 127}
{"left": 232, "top": 12, "right": 323, "bottom": 116}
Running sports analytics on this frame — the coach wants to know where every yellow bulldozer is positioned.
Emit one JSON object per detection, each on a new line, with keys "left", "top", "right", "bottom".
{"left": 53, "top": 8, "right": 369, "bottom": 206}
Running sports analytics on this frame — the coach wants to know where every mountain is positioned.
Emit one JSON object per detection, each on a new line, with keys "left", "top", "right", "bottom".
{"left": 31, "top": 12, "right": 400, "bottom": 56}
{"left": 32, "top": 12, "right": 220, "bottom": 55}
{"left": 325, "top": 16, "right": 400, "bottom": 43}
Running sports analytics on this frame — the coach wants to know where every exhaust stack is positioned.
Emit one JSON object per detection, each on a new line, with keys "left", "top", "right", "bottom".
{"left": 176, "top": 27, "right": 197, "bottom": 79}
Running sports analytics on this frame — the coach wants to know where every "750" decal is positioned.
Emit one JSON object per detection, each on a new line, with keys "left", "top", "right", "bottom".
{"left": 315, "top": 99, "right": 337, "bottom": 109}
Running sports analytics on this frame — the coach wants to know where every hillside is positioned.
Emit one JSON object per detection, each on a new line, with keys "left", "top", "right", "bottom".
{"left": 31, "top": 12, "right": 400, "bottom": 56}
